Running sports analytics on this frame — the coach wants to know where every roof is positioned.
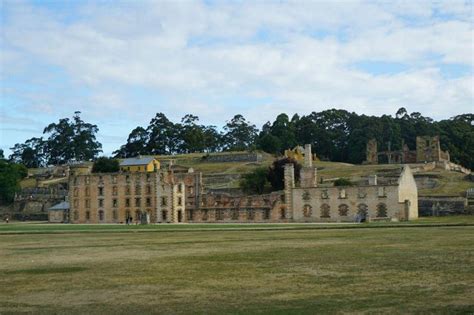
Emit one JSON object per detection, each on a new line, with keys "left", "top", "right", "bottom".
{"left": 120, "top": 157, "right": 156, "bottom": 166}
{"left": 48, "top": 201, "right": 70, "bottom": 211}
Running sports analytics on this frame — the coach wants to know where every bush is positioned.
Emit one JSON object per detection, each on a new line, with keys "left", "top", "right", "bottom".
{"left": 239, "top": 167, "right": 269, "bottom": 195}
{"left": 334, "top": 178, "right": 353, "bottom": 186}
{"left": 92, "top": 157, "right": 120, "bottom": 173}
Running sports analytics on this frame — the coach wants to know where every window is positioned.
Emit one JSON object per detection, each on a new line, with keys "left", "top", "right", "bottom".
{"left": 146, "top": 197, "right": 151, "bottom": 207}
{"left": 321, "top": 189, "right": 329, "bottom": 199}
{"left": 216, "top": 209, "right": 224, "bottom": 220}
{"left": 126, "top": 175, "right": 130, "bottom": 183}
{"left": 178, "top": 184, "right": 183, "bottom": 193}
{"left": 232, "top": 209, "right": 239, "bottom": 220}
{"left": 98, "top": 187, "right": 104, "bottom": 196}
{"left": 357, "top": 204, "right": 368, "bottom": 217}
{"left": 135, "top": 198, "right": 141, "bottom": 207}
{"left": 378, "top": 187, "right": 386, "bottom": 198}
{"left": 73, "top": 188, "right": 79, "bottom": 197}
{"left": 358, "top": 188, "right": 367, "bottom": 198}
{"left": 247, "top": 209, "right": 255, "bottom": 220}
{"left": 162, "top": 210, "right": 167, "bottom": 221}
{"left": 125, "top": 186, "right": 131, "bottom": 195}
{"left": 98, "top": 199, "right": 104, "bottom": 208}
{"left": 113, "top": 199, "right": 118, "bottom": 208}
{"left": 339, "top": 189, "right": 346, "bottom": 199}
{"left": 146, "top": 173, "right": 151, "bottom": 182}
{"left": 112, "top": 186, "right": 118, "bottom": 196}
{"left": 202, "top": 210, "right": 208, "bottom": 221}
{"left": 112, "top": 176, "right": 117, "bottom": 184}
{"left": 146, "top": 185, "right": 152, "bottom": 194}
{"left": 85, "top": 187, "right": 90, "bottom": 197}
{"left": 125, "top": 198, "right": 130, "bottom": 207}
{"left": 99, "top": 176, "right": 103, "bottom": 184}
{"left": 85, "top": 199, "right": 90, "bottom": 208}
{"left": 188, "top": 186, "right": 194, "bottom": 195}
{"left": 264, "top": 209, "right": 270, "bottom": 220}
{"left": 135, "top": 185, "right": 141, "bottom": 195}
{"left": 125, "top": 210, "right": 131, "bottom": 221}
{"left": 113, "top": 210, "right": 118, "bottom": 220}
{"left": 135, "top": 210, "right": 141, "bottom": 221}
{"left": 161, "top": 197, "right": 167, "bottom": 206}
{"left": 187, "top": 210, "right": 194, "bottom": 221}
{"left": 178, "top": 197, "right": 182, "bottom": 206}
{"left": 320, "top": 204, "right": 330, "bottom": 218}
{"left": 338, "top": 204, "right": 349, "bottom": 216}
{"left": 73, "top": 211, "right": 79, "bottom": 220}
{"left": 73, "top": 177, "right": 78, "bottom": 185}
{"left": 85, "top": 176, "right": 90, "bottom": 184}
{"left": 303, "top": 204, "right": 312, "bottom": 217}
{"left": 376, "top": 203, "right": 388, "bottom": 217}
{"left": 98, "top": 210, "right": 104, "bottom": 221}
{"left": 73, "top": 199, "right": 79, "bottom": 208}
{"left": 138, "top": 167, "right": 141, "bottom": 171}
{"left": 85, "top": 211, "right": 90, "bottom": 220}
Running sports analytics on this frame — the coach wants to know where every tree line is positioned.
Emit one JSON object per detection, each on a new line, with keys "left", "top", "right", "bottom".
{"left": 7, "top": 108, "right": 474, "bottom": 169}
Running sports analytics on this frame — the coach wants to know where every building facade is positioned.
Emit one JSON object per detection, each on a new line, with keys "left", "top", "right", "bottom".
{"left": 68, "top": 145, "right": 418, "bottom": 224}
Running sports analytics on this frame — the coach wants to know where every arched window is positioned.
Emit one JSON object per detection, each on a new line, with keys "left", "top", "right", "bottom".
{"left": 280, "top": 207, "right": 286, "bottom": 219}
{"left": 320, "top": 204, "right": 330, "bottom": 218}
{"left": 73, "top": 211, "right": 79, "bottom": 221}
{"left": 338, "top": 204, "right": 349, "bottom": 216}
{"left": 135, "top": 210, "right": 141, "bottom": 221}
{"left": 376, "top": 203, "right": 388, "bottom": 217}
{"left": 85, "top": 211, "right": 90, "bottom": 220}
{"left": 303, "top": 204, "right": 312, "bottom": 217}
{"left": 98, "top": 210, "right": 104, "bottom": 221}
{"left": 357, "top": 204, "right": 368, "bottom": 217}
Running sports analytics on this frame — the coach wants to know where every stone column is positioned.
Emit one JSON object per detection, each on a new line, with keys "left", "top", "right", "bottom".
{"left": 284, "top": 164, "right": 295, "bottom": 220}
{"left": 304, "top": 144, "right": 313, "bottom": 168}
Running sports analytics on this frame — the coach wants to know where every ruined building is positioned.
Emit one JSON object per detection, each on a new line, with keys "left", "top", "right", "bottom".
{"left": 365, "top": 136, "right": 450, "bottom": 165}
{"left": 66, "top": 145, "right": 418, "bottom": 224}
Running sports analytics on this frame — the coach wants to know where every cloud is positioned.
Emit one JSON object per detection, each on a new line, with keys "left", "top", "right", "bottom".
{"left": 0, "top": 0, "right": 472, "bottom": 156}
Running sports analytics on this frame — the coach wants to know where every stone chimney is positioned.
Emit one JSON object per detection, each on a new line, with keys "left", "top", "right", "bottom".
{"left": 304, "top": 144, "right": 312, "bottom": 167}
{"left": 368, "top": 175, "right": 377, "bottom": 186}
{"left": 284, "top": 164, "right": 295, "bottom": 219}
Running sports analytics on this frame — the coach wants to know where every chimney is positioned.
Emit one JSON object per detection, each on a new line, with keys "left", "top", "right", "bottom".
{"left": 304, "top": 144, "right": 312, "bottom": 167}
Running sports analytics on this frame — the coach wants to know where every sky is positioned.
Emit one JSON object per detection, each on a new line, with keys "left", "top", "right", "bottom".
{"left": 1, "top": 0, "right": 473, "bottom": 157}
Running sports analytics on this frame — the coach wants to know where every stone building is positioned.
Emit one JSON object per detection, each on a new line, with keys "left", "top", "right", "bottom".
{"left": 67, "top": 145, "right": 418, "bottom": 224}
{"left": 68, "top": 162, "right": 201, "bottom": 224}
{"left": 365, "top": 135, "right": 449, "bottom": 165}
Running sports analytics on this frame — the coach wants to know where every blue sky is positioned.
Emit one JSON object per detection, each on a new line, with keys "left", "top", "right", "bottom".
{"left": 1, "top": 0, "right": 473, "bottom": 157}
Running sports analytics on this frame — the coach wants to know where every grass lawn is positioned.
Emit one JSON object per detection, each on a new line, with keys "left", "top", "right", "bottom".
{"left": 1, "top": 218, "right": 473, "bottom": 314}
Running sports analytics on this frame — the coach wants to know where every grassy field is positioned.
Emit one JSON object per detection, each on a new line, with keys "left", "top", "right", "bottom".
{"left": 1, "top": 218, "right": 473, "bottom": 314}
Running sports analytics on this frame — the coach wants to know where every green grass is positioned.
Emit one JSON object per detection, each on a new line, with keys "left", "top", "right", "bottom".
{"left": 0, "top": 218, "right": 473, "bottom": 314}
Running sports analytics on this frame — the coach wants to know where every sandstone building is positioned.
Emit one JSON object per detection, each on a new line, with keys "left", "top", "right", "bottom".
{"left": 366, "top": 136, "right": 450, "bottom": 165}
{"left": 67, "top": 145, "right": 418, "bottom": 224}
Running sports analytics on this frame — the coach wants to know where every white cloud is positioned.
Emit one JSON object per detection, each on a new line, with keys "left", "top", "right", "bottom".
{"left": 1, "top": 0, "right": 473, "bottom": 131}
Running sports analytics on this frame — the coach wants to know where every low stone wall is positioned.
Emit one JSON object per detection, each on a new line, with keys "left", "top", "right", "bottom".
{"left": 202, "top": 153, "right": 262, "bottom": 163}
{"left": 418, "top": 196, "right": 467, "bottom": 216}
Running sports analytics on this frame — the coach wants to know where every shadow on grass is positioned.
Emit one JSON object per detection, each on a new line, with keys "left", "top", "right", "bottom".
{"left": 8, "top": 266, "right": 87, "bottom": 275}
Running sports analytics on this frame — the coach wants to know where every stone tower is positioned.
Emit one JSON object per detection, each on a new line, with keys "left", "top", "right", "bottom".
{"left": 366, "top": 139, "right": 378, "bottom": 164}
{"left": 284, "top": 163, "right": 295, "bottom": 220}
{"left": 300, "top": 144, "right": 318, "bottom": 188}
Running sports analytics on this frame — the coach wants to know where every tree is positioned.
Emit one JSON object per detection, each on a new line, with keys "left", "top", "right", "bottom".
{"left": 0, "top": 149, "right": 4, "bottom": 159}
{"left": 146, "top": 113, "right": 180, "bottom": 154}
{"left": 267, "top": 157, "right": 301, "bottom": 191}
{"left": 9, "top": 137, "right": 46, "bottom": 168}
{"left": 223, "top": 114, "right": 258, "bottom": 151}
{"left": 114, "top": 127, "right": 149, "bottom": 158}
{"left": 179, "top": 114, "right": 206, "bottom": 153}
{"left": 92, "top": 157, "right": 120, "bottom": 173}
{"left": 239, "top": 167, "right": 269, "bottom": 194}
{"left": 0, "top": 160, "right": 27, "bottom": 204}
{"left": 42, "top": 112, "right": 102, "bottom": 164}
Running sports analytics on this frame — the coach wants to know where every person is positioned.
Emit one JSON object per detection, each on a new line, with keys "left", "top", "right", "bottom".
{"left": 5, "top": 217, "right": 9, "bottom": 223}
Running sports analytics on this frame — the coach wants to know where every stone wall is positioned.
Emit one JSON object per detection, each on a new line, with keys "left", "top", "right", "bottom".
{"left": 203, "top": 153, "right": 262, "bottom": 163}
{"left": 418, "top": 196, "right": 467, "bottom": 216}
